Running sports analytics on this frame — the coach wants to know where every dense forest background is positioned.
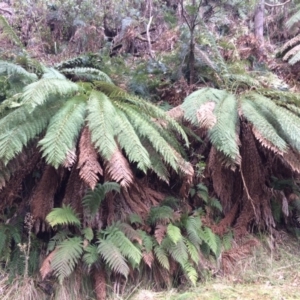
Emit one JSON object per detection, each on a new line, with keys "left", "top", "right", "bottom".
{"left": 1, "top": 0, "right": 300, "bottom": 299}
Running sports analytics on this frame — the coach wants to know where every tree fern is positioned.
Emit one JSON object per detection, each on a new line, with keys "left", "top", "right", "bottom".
{"left": 46, "top": 205, "right": 81, "bottom": 227}
{"left": 82, "top": 182, "right": 120, "bottom": 215}
{"left": 184, "top": 215, "right": 203, "bottom": 247}
{"left": 39, "top": 96, "right": 86, "bottom": 168}
{"left": 51, "top": 237, "right": 83, "bottom": 284}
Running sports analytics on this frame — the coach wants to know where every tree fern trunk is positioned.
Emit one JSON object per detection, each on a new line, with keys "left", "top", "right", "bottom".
{"left": 93, "top": 268, "right": 107, "bottom": 300}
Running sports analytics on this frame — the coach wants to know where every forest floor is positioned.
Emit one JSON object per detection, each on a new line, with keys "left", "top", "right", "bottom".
{"left": 129, "top": 232, "right": 300, "bottom": 300}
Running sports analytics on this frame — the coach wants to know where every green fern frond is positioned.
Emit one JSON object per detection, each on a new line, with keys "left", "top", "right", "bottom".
{"left": 97, "top": 239, "right": 129, "bottom": 277}
{"left": 46, "top": 205, "right": 81, "bottom": 227}
{"left": 102, "top": 225, "right": 142, "bottom": 265}
{"left": 184, "top": 215, "right": 203, "bottom": 246}
{"left": 0, "top": 99, "right": 62, "bottom": 164}
{"left": 0, "top": 61, "right": 38, "bottom": 82}
{"left": 81, "top": 227, "right": 94, "bottom": 241}
{"left": 116, "top": 222, "right": 142, "bottom": 243}
{"left": 138, "top": 230, "right": 153, "bottom": 253}
{"left": 38, "top": 96, "right": 86, "bottom": 168}
{"left": 153, "top": 243, "right": 170, "bottom": 270}
{"left": 128, "top": 213, "right": 144, "bottom": 225}
{"left": 222, "top": 231, "right": 233, "bottom": 251}
{"left": 208, "top": 93, "right": 240, "bottom": 165}
{"left": 288, "top": 51, "right": 300, "bottom": 65}
{"left": 0, "top": 16, "right": 23, "bottom": 48}
{"left": 42, "top": 67, "right": 67, "bottom": 80}
{"left": 0, "top": 93, "right": 22, "bottom": 117}
{"left": 241, "top": 97, "right": 287, "bottom": 152}
{"left": 95, "top": 82, "right": 189, "bottom": 147}
{"left": 82, "top": 182, "right": 120, "bottom": 215}
{"left": 148, "top": 206, "right": 174, "bottom": 225}
{"left": 113, "top": 107, "right": 151, "bottom": 172}
{"left": 209, "top": 198, "right": 223, "bottom": 212}
{"left": 21, "top": 78, "right": 79, "bottom": 109}
{"left": 182, "top": 262, "right": 198, "bottom": 286}
{"left": 116, "top": 103, "right": 179, "bottom": 172}
{"left": 160, "top": 197, "right": 180, "bottom": 210}
{"left": 83, "top": 245, "right": 99, "bottom": 266}
{"left": 223, "top": 73, "right": 260, "bottom": 88}
{"left": 61, "top": 67, "right": 112, "bottom": 83}
{"left": 166, "top": 223, "right": 182, "bottom": 244}
{"left": 144, "top": 141, "right": 170, "bottom": 183}
{"left": 184, "top": 238, "right": 199, "bottom": 264}
{"left": 52, "top": 237, "right": 83, "bottom": 284}
{"left": 250, "top": 93, "right": 300, "bottom": 152}
{"left": 86, "top": 90, "right": 118, "bottom": 160}
{"left": 47, "top": 230, "right": 71, "bottom": 253}
{"left": 162, "top": 236, "right": 188, "bottom": 265}
{"left": 199, "top": 227, "right": 219, "bottom": 256}
{"left": 286, "top": 5, "right": 300, "bottom": 29}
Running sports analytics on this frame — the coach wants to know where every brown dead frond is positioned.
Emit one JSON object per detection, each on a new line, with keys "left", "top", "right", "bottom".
{"left": 78, "top": 127, "right": 103, "bottom": 189}
{"left": 196, "top": 101, "right": 217, "bottom": 130}
{"left": 40, "top": 250, "right": 57, "bottom": 280}
{"left": 281, "top": 148, "right": 300, "bottom": 174}
{"left": 252, "top": 127, "right": 283, "bottom": 155}
{"left": 143, "top": 251, "right": 154, "bottom": 268}
{"left": 221, "top": 239, "right": 260, "bottom": 274}
{"left": 166, "top": 105, "right": 184, "bottom": 121}
{"left": 281, "top": 34, "right": 300, "bottom": 55}
{"left": 63, "top": 148, "right": 77, "bottom": 169}
{"left": 155, "top": 224, "right": 167, "bottom": 244}
{"left": 104, "top": 148, "right": 134, "bottom": 188}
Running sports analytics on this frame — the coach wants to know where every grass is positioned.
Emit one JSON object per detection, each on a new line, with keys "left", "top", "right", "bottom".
{"left": 129, "top": 232, "right": 300, "bottom": 300}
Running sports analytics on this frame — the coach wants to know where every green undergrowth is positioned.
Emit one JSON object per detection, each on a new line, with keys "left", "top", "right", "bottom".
{"left": 129, "top": 233, "right": 300, "bottom": 300}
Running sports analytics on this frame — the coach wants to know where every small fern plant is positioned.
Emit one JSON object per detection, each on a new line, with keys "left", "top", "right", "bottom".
{"left": 43, "top": 204, "right": 142, "bottom": 283}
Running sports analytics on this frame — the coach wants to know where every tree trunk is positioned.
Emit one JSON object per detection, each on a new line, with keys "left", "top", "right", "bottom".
{"left": 254, "top": 0, "right": 265, "bottom": 50}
